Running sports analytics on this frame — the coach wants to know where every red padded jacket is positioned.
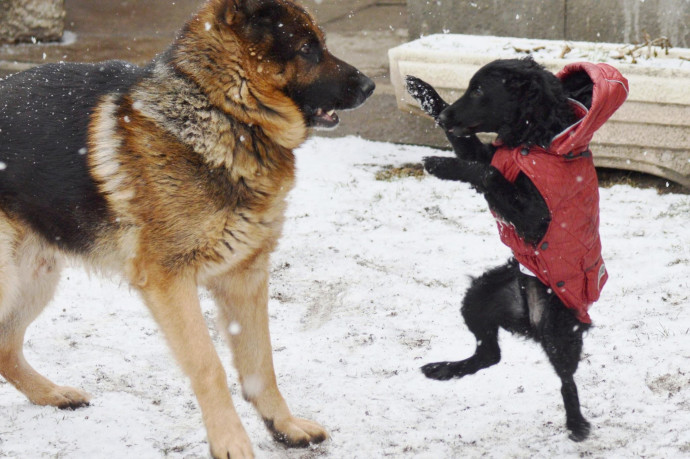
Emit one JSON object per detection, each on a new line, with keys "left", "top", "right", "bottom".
{"left": 490, "top": 62, "right": 629, "bottom": 323}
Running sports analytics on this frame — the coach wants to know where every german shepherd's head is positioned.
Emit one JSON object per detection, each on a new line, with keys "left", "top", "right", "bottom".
{"left": 171, "top": 0, "right": 375, "bottom": 148}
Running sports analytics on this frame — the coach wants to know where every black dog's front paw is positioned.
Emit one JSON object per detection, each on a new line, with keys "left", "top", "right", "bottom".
{"left": 405, "top": 76, "right": 448, "bottom": 119}
{"left": 422, "top": 156, "right": 449, "bottom": 174}
{"left": 421, "top": 361, "right": 458, "bottom": 381}
{"left": 567, "top": 417, "right": 591, "bottom": 442}
{"left": 422, "top": 156, "right": 463, "bottom": 181}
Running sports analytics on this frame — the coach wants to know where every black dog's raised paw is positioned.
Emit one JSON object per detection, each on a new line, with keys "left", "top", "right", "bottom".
{"left": 405, "top": 75, "right": 448, "bottom": 119}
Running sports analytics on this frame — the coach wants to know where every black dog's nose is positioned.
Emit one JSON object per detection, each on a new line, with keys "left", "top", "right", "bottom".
{"left": 437, "top": 108, "right": 468, "bottom": 137}
{"left": 437, "top": 109, "right": 452, "bottom": 130}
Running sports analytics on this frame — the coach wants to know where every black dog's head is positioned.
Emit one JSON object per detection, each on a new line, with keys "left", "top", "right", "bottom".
{"left": 438, "top": 57, "right": 575, "bottom": 148}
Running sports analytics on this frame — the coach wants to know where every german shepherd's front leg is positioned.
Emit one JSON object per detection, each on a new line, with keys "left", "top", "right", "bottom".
{"left": 208, "top": 253, "right": 328, "bottom": 448}
{"left": 136, "top": 265, "right": 253, "bottom": 459}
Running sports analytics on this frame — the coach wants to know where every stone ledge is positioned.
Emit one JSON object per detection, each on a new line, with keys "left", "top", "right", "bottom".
{"left": 389, "top": 34, "right": 690, "bottom": 188}
{"left": 0, "top": 0, "right": 65, "bottom": 44}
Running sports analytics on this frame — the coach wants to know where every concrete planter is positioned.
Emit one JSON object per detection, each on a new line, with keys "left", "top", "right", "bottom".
{"left": 0, "top": 0, "right": 65, "bottom": 44}
{"left": 389, "top": 34, "right": 690, "bottom": 188}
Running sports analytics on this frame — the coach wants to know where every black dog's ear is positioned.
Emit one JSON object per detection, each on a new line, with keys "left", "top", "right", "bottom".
{"left": 501, "top": 60, "right": 571, "bottom": 147}
{"left": 525, "top": 75, "right": 559, "bottom": 116}
{"left": 502, "top": 57, "right": 539, "bottom": 90}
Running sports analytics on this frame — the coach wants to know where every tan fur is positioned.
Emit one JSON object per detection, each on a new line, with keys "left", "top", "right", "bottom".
{"left": 0, "top": 212, "right": 90, "bottom": 408}
{"left": 173, "top": 0, "right": 310, "bottom": 150}
{"left": 0, "top": 0, "right": 366, "bottom": 457}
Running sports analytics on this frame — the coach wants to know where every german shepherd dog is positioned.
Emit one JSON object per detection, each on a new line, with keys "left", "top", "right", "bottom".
{"left": 0, "top": 0, "right": 374, "bottom": 457}
{"left": 405, "top": 58, "right": 626, "bottom": 442}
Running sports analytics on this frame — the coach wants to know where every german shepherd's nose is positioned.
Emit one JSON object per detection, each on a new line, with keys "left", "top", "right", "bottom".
{"left": 347, "top": 71, "right": 375, "bottom": 109}
{"left": 357, "top": 73, "right": 376, "bottom": 101}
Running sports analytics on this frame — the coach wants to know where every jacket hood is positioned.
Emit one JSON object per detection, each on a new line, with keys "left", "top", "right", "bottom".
{"left": 549, "top": 62, "right": 629, "bottom": 156}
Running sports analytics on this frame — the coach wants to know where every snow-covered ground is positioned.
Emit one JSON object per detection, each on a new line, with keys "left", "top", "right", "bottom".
{"left": 0, "top": 136, "right": 687, "bottom": 458}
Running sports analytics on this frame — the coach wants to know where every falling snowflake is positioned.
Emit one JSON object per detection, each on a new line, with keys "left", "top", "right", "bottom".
{"left": 228, "top": 321, "right": 242, "bottom": 335}
{"left": 243, "top": 374, "right": 264, "bottom": 399}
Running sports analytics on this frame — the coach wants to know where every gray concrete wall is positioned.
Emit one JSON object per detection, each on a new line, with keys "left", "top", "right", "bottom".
{"left": 408, "top": 0, "right": 565, "bottom": 40}
{"left": 567, "top": 0, "right": 690, "bottom": 47}
{"left": 299, "top": 0, "right": 379, "bottom": 23}
{"left": 408, "top": 0, "right": 690, "bottom": 47}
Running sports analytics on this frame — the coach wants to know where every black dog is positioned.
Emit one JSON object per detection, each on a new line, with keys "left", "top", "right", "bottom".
{"left": 406, "top": 57, "right": 627, "bottom": 441}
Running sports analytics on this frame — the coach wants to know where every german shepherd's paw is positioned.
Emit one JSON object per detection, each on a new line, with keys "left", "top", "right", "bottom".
{"left": 209, "top": 426, "right": 254, "bottom": 459}
{"left": 265, "top": 416, "right": 328, "bottom": 447}
{"left": 30, "top": 385, "right": 91, "bottom": 410}
{"left": 405, "top": 75, "right": 448, "bottom": 120}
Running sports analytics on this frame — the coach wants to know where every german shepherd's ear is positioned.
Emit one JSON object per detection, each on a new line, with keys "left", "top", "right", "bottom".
{"left": 242, "top": 0, "right": 272, "bottom": 16}
{"left": 220, "top": 0, "right": 275, "bottom": 27}
{"left": 216, "top": 0, "right": 238, "bottom": 26}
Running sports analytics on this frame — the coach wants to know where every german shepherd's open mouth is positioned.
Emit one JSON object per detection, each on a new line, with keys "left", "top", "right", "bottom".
{"left": 302, "top": 69, "right": 376, "bottom": 129}
{"left": 298, "top": 68, "right": 376, "bottom": 129}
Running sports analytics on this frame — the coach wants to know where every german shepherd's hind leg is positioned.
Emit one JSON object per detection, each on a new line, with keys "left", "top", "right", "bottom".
{"left": 540, "top": 298, "right": 591, "bottom": 441}
{"left": 422, "top": 262, "right": 527, "bottom": 380}
{"left": 0, "top": 227, "right": 90, "bottom": 409}
{"left": 207, "top": 253, "right": 328, "bottom": 449}
{"left": 136, "top": 264, "right": 253, "bottom": 459}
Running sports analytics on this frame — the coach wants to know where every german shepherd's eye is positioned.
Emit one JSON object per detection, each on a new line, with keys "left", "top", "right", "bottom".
{"left": 298, "top": 42, "right": 321, "bottom": 64}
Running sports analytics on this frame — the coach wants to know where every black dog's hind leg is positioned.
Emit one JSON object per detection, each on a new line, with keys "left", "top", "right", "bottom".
{"left": 423, "top": 263, "right": 527, "bottom": 380}
{"left": 540, "top": 298, "right": 591, "bottom": 441}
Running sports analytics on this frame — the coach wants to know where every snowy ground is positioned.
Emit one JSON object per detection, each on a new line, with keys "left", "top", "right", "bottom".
{"left": 0, "top": 136, "right": 688, "bottom": 458}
